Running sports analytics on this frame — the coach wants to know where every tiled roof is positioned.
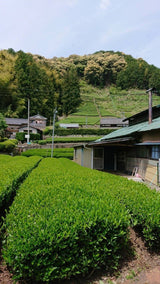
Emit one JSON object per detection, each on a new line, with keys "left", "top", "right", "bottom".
{"left": 5, "top": 118, "right": 28, "bottom": 125}
{"left": 30, "top": 114, "right": 47, "bottom": 120}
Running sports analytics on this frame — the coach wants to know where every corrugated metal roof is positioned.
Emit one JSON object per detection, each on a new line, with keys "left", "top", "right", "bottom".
{"left": 96, "top": 117, "right": 160, "bottom": 142}
{"left": 100, "top": 117, "right": 128, "bottom": 125}
{"left": 60, "top": 123, "right": 79, "bottom": 128}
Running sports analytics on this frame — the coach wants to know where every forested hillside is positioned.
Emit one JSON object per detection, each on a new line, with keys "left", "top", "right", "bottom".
{"left": 0, "top": 48, "right": 160, "bottom": 122}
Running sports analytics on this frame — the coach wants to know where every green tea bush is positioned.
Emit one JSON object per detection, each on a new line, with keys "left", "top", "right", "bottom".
{"left": 45, "top": 137, "right": 99, "bottom": 143}
{"left": 21, "top": 148, "right": 74, "bottom": 159}
{"left": 43, "top": 127, "right": 114, "bottom": 136}
{"left": 106, "top": 176, "right": 160, "bottom": 249}
{"left": 0, "top": 155, "right": 41, "bottom": 213}
{"left": 3, "top": 159, "right": 130, "bottom": 282}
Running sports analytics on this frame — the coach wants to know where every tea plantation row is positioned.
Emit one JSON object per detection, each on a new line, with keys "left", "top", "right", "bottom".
{"left": 1, "top": 157, "right": 160, "bottom": 282}
{"left": 0, "top": 155, "right": 41, "bottom": 216}
{"left": 3, "top": 158, "right": 130, "bottom": 282}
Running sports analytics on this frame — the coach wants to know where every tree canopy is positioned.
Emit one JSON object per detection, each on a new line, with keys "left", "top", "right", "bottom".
{"left": 0, "top": 49, "right": 160, "bottom": 121}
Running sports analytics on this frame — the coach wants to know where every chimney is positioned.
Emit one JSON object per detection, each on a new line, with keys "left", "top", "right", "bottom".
{"left": 146, "top": 88, "right": 153, "bottom": 124}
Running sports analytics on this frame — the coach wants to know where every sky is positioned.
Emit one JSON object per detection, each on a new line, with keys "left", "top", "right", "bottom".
{"left": 0, "top": 0, "right": 160, "bottom": 67}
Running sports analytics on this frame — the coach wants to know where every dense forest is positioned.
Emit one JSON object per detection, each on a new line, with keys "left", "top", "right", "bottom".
{"left": 0, "top": 48, "right": 160, "bottom": 121}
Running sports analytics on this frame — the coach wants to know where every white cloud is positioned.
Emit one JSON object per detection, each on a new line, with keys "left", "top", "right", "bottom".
{"left": 100, "top": 0, "right": 110, "bottom": 10}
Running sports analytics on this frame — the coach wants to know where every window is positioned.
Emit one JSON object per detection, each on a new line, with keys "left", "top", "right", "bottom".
{"left": 94, "top": 148, "right": 104, "bottom": 158}
{"left": 151, "top": 146, "right": 160, "bottom": 159}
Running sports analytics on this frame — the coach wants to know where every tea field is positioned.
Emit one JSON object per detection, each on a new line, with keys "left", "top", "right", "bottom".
{"left": 1, "top": 155, "right": 160, "bottom": 283}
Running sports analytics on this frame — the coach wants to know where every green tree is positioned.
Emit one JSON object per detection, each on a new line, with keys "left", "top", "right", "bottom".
{"left": 0, "top": 113, "right": 7, "bottom": 138}
{"left": 84, "top": 60, "right": 103, "bottom": 86}
{"left": 61, "top": 66, "right": 81, "bottom": 115}
{"left": 149, "top": 68, "right": 160, "bottom": 94}
{"left": 15, "top": 51, "right": 56, "bottom": 119}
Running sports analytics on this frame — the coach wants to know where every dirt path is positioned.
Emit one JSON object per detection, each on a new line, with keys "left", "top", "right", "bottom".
{"left": 93, "top": 98, "right": 101, "bottom": 118}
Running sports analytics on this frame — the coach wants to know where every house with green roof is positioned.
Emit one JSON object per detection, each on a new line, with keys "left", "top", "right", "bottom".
{"left": 74, "top": 105, "right": 160, "bottom": 185}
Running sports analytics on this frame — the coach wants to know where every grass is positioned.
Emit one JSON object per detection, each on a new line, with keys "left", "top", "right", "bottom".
{"left": 58, "top": 116, "right": 100, "bottom": 125}
{"left": 126, "top": 270, "right": 136, "bottom": 280}
{"left": 58, "top": 81, "right": 160, "bottom": 126}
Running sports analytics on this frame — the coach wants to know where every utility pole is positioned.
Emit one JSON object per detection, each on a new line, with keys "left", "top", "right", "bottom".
{"left": 51, "top": 109, "right": 58, "bottom": 158}
{"left": 27, "top": 97, "right": 30, "bottom": 144}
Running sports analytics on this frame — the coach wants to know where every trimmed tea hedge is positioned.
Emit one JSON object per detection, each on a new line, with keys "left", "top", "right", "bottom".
{"left": 21, "top": 148, "right": 74, "bottom": 159}
{"left": 104, "top": 175, "right": 160, "bottom": 249}
{"left": 3, "top": 158, "right": 130, "bottom": 282}
{"left": 44, "top": 137, "right": 100, "bottom": 143}
{"left": 0, "top": 155, "right": 41, "bottom": 213}
{"left": 43, "top": 127, "right": 114, "bottom": 136}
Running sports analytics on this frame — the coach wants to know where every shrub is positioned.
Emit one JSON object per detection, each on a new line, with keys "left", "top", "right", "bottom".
{"left": 0, "top": 140, "right": 16, "bottom": 153}
{"left": 9, "top": 139, "right": 18, "bottom": 145}
{"left": 16, "top": 132, "right": 25, "bottom": 142}
{"left": 16, "top": 132, "right": 40, "bottom": 142}
{"left": 38, "top": 140, "right": 47, "bottom": 145}
{"left": 0, "top": 142, "right": 5, "bottom": 151}
{"left": 30, "top": 133, "right": 40, "bottom": 141}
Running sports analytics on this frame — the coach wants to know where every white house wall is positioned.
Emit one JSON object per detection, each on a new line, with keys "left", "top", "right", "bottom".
{"left": 74, "top": 147, "right": 92, "bottom": 168}
{"left": 83, "top": 148, "right": 92, "bottom": 168}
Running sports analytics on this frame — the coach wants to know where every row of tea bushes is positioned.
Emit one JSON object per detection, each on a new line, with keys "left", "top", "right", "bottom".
{"left": 103, "top": 175, "right": 160, "bottom": 249}
{"left": 21, "top": 148, "right": 74, "bottom": 159}
{"left": 0, "top": 155, "right": 42, "bottom": 213}
{"left": 3, "top": 158, "right": 130, "bottom": 282}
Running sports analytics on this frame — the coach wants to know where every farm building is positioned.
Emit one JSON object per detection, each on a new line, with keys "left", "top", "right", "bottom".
{"left": 74, "top": 105, "right": 160, "bottom": 186}
{"left": 59, "top": 123, "right": 79, "bottom": 129}
{"left": 5, "top": 114, "right": 47, "bottom": 138}
{"left": 100, "top": 117, "right": 128, "bottom": 128}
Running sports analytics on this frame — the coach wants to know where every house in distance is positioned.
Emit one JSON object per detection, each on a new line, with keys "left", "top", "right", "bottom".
{"left": 100, "top": 117, "right": 128, "bottom": 128}
{"left": 5, "top": 114, "right": 47, "bottom": 139}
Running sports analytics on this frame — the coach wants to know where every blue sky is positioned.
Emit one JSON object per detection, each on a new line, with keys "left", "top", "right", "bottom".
{"left": 0, "top": 0, "right": 160, "bottom": 67}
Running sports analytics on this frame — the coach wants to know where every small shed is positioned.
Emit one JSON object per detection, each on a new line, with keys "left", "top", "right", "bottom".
{"left": 59, "top": 123, "right": 79, "bottom": 129}
{"left": 100, "top": 117, "right": 128, "bottom": 128}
